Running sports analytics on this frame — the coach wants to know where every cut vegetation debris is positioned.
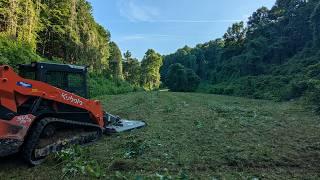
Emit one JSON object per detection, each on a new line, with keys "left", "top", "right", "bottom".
{"left": 0, "top": 92, "right": 320, "bottom": 179}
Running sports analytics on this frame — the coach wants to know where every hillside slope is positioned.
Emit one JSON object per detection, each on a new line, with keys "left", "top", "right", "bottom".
{"left": 161, "top": 0, "right": 320, "bottom": 102}
{"left": 0, "top": 92, "right": 319, "bottom": 179}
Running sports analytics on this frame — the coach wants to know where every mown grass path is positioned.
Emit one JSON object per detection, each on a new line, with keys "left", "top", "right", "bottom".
{"left": 0, "top": 92, "right": 319, "bottom": 179}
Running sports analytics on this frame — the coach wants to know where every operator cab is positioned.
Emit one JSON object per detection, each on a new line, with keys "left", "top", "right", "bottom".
{"left": 19, "top": 62, "right": 88, "bottom": 98}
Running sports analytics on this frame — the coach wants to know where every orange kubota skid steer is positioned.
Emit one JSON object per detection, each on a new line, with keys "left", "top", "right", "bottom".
{"left": 0, "top": 62, "right": 145, "bottom": 165}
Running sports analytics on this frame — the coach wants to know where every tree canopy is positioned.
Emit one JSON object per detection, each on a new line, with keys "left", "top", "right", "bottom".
{"left": 161, "top": 0, "right": 320, "bottom": 102}
{"left": 123, "top": 50, "right": 141, "bottom": 86}
{"left": 0, "top": 0, "right": 163, "bottom": 91}
{"left": 2, "top": 0, "right": 320, "bottom": 99}
{"left": 141, "top": 49, "right": 163, "bottom": 90}
{"left": 0, "top": 0, "right": 111, "bottom": 71}
{"left": 166, "top": 63, "right": 200, "bottom": 92}
{"left": 109, "top": 41, "right": 123, "bottom": 79}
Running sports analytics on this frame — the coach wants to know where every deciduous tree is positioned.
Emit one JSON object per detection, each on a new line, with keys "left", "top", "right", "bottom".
{"left": 141, "top": 49, "right": 162, "bottom": 90}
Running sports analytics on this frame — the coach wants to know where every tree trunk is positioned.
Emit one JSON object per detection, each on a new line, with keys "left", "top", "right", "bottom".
{"left": 8, "top": 0, "right": 17, "bottom": 37}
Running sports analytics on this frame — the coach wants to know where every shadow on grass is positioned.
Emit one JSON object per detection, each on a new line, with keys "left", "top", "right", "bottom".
{"left": 0, "top": 154, "right": 26, "bottom": 169}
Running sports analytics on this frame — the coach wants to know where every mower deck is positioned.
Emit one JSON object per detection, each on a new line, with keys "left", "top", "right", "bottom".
{"left": 104, "top": 119, "right": 146, "bottom": 134}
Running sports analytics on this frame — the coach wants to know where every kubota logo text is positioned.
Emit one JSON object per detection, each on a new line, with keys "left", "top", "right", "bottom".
{"left": 61, "top": 93, "right": 83, "bottom": 106}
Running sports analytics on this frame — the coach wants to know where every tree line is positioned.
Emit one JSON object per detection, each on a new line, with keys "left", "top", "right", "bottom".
{"left": 0, "top": 0, "right": 163, "bottom": 90}
{"left": 161, "top": 0, "right": 320, "bottom": 105}
{"left": 2, "top": 0, "right": 320, "bottom": 110}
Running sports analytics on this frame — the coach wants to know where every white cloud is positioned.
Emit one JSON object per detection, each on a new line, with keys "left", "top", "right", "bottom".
{"left": 118, "top": 34, "right": 174, "bottom": 42}
{"left": 154, "top": 19, "right": 242, "bottom": 23}
{"left": 115, "top": 0, "right": 244, "bottom": 23}
{"left": 120, "top": 34, "right": 145, "bottom": 41}
{"left": 109, "top": 19, "right": 242, "bottom": 23}
{"left": 118, "top": 0, "right": 159, "bottom": 22}
{"left": 117, "top": 0, "right": 241, "bottom": 24}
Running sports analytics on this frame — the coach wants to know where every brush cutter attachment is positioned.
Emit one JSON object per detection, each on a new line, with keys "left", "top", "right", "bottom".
{"left": 103, "top": 113, "right": 146, "bottom": 134}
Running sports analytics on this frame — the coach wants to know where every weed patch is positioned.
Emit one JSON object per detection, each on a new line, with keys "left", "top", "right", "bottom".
{"left": 156, "top": 168, "right": 189, "bottom": 180}
{"left": 54, "top": 146, "right": 105, "bottom": 178}
{"left": 1, "top": 92, "right": 320, "bottom": 179}
{"left": 109, "top": 160, "right": 137, "bottom": 171}
{"left": 123, "top": 138, "right": 149, "bottom": 159}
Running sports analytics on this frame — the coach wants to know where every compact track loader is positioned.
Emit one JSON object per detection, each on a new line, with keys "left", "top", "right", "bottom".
{"left": 0, "top": 62, "right": 145, "bottom": 165}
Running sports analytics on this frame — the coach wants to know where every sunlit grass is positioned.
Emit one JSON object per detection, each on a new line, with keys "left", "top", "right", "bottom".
{"left": 0, "top": 92, "right": 319, "bottom": 179}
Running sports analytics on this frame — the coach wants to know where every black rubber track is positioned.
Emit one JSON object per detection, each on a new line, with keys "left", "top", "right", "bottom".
{"left": 21, "top": 118, "right": 49, "bottom": 166}
{"left": 21, "top": 118, "right": 103, "bottom": 166}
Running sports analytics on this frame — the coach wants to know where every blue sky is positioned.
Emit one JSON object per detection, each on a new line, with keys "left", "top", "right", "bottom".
{"left": 88, "top": 0, "right": 276, "bottom": 59}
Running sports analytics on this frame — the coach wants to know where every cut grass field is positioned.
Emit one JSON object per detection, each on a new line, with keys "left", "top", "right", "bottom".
{"left": 0, "top": 92, "right": 320, "bottom": 179}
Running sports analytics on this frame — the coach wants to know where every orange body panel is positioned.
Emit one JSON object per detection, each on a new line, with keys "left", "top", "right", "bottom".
{"left": 0, "top": 65, "right": 105, "bottom": 157}
{"left": 0, "top": 65, "right": 105, "bottom": 127}
{"left": 0, "top": 114, "right": 36, "bottom": 140}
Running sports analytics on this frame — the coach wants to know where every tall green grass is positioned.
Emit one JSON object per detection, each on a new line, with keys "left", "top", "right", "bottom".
{"left": 88, "top": 73, "right": 143, "bottom": 98}
{"left": 197, "top": 75, "right": 308, "bottom": 101}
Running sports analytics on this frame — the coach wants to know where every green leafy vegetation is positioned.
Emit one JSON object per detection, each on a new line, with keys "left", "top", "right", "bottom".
{"left": 141, "top": 49, "right": 163, "bottom": 90}
{"left": 0, "top": 0, "right": 111, "bottom": 70}
{"left": 123, "top": 50, "right": 141, "bottom": 86}
{"left": 161, "top": 0, "right": 320, "bottom": 111}
{"left": 109, "top": 42, "right": 123, "bottom": 79}
{"left": 0, "top": 0, "right": 163, "bottom": 93}
{"left": 0, "top": 36, "right": 42, "bottom": 67}
{"left": 166, "top": 63, "right": 200, "bottom": 92}
{"left": 1, "top": 92, "right": 320, "bottom": 179}
{"left": 54, "top": 146, "right": 105, "bottom": 178}
{"left": 1, "top": 0, "right": 320, "bottom": 178}
{"left": 88, "top": 73, "right": 142, "bottom": 97}
{"left": 305, "top": 79, "right": 320, "bottom": 112}
{"left": 123, "top": 138, "right": 149, "bottom": 159}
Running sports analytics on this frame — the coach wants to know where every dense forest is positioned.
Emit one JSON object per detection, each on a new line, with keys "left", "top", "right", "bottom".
{"left": 161, "top": 0, "right": 320, "bottom": 109}
{"left": 0, "top": 0, "right": 162, "bottom": 96}
{"left": 1, "top": 0, "right": 320, "bottom": 110}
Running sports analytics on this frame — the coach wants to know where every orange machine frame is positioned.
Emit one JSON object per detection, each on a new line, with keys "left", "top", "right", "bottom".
{"left": 0, "top": 65, "right": 105, "bottom": 128}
